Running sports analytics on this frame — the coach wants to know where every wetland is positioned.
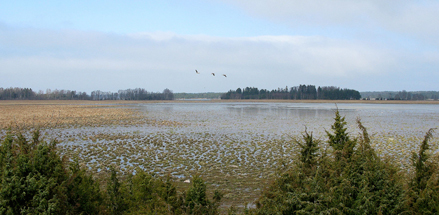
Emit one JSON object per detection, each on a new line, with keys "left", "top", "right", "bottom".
{"left": 1, "top": 100, "right": 438, "bottom": 209}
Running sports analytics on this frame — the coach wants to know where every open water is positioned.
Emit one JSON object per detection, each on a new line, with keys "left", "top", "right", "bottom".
{"left": 132, "top": 102, "right": 439, "bottom": 140}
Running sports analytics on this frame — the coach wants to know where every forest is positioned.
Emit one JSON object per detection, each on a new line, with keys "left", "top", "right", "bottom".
{"left": 174, "top": 92, "right": 223, "bottom": 100}
{"left": 221, "top": 85, "right": 361, "bottom": 100}
{"left": 3, "top": 86, "right": 439, "bottom": 101}
{"left": 361, "top": 90, "right": 439, "bottom": 100}
{"left": 0, "top": 87, "right": 174, "bottom": 101}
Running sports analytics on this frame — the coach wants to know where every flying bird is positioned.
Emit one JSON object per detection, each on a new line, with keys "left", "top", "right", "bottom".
{"left": 211, "top": 73, "right": 215, "bottom": 76}
{"left": 195, "top": 70, "right": 199, "bottom": 74}
{"left": 223, "top": 74, "right": 227, "bottom": 77}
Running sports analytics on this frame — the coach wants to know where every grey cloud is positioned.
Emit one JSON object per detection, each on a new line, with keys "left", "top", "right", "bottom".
{"left": 218, "top": 0, "right": 439, "bottom": 45}
{"left": 0, "top": 26, "right": 435, "bottom": 92}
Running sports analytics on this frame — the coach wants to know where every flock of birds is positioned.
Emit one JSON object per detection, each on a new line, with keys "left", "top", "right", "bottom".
{"left": 195, "top": 69, "right": 226, "bottom": 77}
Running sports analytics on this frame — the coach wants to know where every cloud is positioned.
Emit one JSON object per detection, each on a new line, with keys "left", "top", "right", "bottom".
{"left": 1, "top": 25, "right": 437, "bottom": 92}
{"left": 218, "top": 0, "right": 439, "bottom": 45}
{"left": 219, "top": 0, "right": 378, "bottom": 24}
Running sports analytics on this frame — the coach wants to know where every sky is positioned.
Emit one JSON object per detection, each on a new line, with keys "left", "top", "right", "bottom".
{"left": 1, "top": 0, "right": 439, "bottom": 93}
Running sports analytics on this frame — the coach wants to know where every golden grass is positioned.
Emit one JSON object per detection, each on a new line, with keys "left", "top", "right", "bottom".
{"left": 0, "top": 100, "right": 186, "bottom": 129}
{"left": 0, "top": 103, "right": 142, "bottom": 129}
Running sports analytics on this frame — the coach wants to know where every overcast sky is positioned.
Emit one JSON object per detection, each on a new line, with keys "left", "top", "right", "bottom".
{"left": 1, "top": 0, "right": 439, "bottom": 93}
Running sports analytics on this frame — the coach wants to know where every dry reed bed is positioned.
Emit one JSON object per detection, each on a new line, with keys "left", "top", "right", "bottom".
{"left": 0, "top": 105, "right": 137, "bottom": 129}
{"left": 0, "top": 103, "right": 183, "bottom": 129}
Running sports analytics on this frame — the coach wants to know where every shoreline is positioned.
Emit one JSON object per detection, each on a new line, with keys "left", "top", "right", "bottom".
{"left": 1, "top": 99, "right": 439, "bottom": 105}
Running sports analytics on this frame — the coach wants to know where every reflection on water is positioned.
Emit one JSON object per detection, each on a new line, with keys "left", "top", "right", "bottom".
{"left": 135, "top": 102, "right": 439, "bottom": 140}
{"left": 226, "top": 104, "right": 335, "bottom": 119}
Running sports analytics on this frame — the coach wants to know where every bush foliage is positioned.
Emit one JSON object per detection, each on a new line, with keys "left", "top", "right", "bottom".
{"left": 0, "top": 130, "right": 222, "bottom": 215}
{"left": 250, "top": 109, "right": 438, "bottom": 214}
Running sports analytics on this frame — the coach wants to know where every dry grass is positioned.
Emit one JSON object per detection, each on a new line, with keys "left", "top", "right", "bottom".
{"left": 0, "top": 100, "right": 186, "bottom": 129}
{"left": 0, "top": 100, "right": 148, "bottom": 129}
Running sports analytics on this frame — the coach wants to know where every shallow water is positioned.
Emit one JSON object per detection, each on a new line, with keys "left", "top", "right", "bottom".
{"left": 133, "top": 102, "right": 439, "bottom": 138}
{"left": 4, "top": 102, "right": 438, "bottom": 161}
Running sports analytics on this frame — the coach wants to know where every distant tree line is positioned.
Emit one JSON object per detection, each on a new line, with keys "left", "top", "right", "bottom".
{"left": 0, "top": 87, "right": 174, "bottom": 101}
{"left": 173, "top": 92, "right": 223, "bottom": 100}
{"left": 221, "top": 85, "right": 361, "bottom": 100}
{"left": 392, "top": 90, "right": 425, "bottom": 100}
{"left": 361, "top": 90, "right": 439, "bottom": 100}
{"left": 90, "top": 88, "right": 174, "bottom": 100}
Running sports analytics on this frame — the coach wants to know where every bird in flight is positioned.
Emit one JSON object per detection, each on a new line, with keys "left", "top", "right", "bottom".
{"left": 211, "top": 73, "right": 215, "bottom": 76}
{"left": 223, "top": 74, "right": 227, "bottom": 77}
{"left": 195, "top": 69, "right": 199, "bottom": 74}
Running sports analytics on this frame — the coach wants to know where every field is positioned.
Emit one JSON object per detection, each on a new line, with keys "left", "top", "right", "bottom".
{"left": 1, "top": 100, "right": 438, "bottom": 210}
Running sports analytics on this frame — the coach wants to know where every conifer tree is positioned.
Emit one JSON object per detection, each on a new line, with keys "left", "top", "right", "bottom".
{"left": 185, "top": 175, "right": 208, "bottom": 214}
{"left": 0, "top": 130, "right": 68, "bottom": 214}
{"left": 185, "top": 175, "right": 222, "bottom": 215}
{"left": 295, "top": 129, "right": 320, "bottom": 171}
{"left": 348, "top": 119, "right": 404, "bottom": 214}
{"left": 106, "top": 166, "right": 128, "bottom": 214}
{"left": 254, "top": 129, "right": 329, "bottom": 214}
{"left": 123, "top": 170, "right": 182, "bottom": 214}
{"left": 326, "top": 108, "right": 356, "bottom": 161}
{"left": 66, "top": 160, "right": 103, "bottom": 214}
{"left": 404, "top": 128, "right": 439, "bottom": 214}
{"left": 253, "top": 112, "right": 406, "bottom": 214}
{"left": 411, "top": 128, "right": 436, "bottom": 191}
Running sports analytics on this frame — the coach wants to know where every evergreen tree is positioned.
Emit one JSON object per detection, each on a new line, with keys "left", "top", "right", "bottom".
{"left": 404, "top": 129, "right": 439, "bottom": 214}
{"left": 106, "top": 166, "right": 128, "bottom": 214}
{"left": 295, "top": 129, "right": 320, "bottom": 171}
{"left": 124, "top": 170, "right": 182, "bottom": 214}
{"left": 254, "top": 129, "right": 330, "bottom": 214}
{"left": 185, "top": 175, "right": 222, "bottom": 215}
{"left": 326, "top": 108, "right": 356, "bottom": 161}
{"left": 0, "top": 130, "right": 69, "bottom": 214}
{"left": 252, "top": 111, "right": 405, "bottom": 215}
{"left": 66, "top": 160, "right": 103, "bottom": 214}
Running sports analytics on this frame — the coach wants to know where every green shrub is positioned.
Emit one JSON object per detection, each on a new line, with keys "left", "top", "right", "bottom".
{"left": 124, "top": 170, "right": 182, "bottom": 214}
{"left": 0, "top": 130, "right": 69, "bottom": 214}
{"left": 403, "top": 129, "right": 439, "bottom": 214}
{"left": 103, "top": 168, "right": 223, "bottom": 215}
{"left": 0, "top": 130, "right": 106, "bottom": 215}
{"left": 66, "top": 160, "right": 104, "bottom": 214}
{"left": 105, "top": 166, "right": 129, "bottom": 215}
{"left": 184, "top": 174, "right": 223, "bottom": 215}
{"left": 0, "top": 129, "right": 225, "bottom": 215}
{"left": 253, "top": 110, "right": 406, "bottom": 214}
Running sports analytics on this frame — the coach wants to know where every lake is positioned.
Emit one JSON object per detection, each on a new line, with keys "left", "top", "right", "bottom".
{"left": 132, "top": 102, "right": 439, "bottom": 139}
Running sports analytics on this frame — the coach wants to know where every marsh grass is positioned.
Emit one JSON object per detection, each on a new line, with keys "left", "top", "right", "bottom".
{"left": 0, "top": 104, "right": 140, "bottom": 129}
{"left": 0, "top": 102, "right": 185, "bottom": 130}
